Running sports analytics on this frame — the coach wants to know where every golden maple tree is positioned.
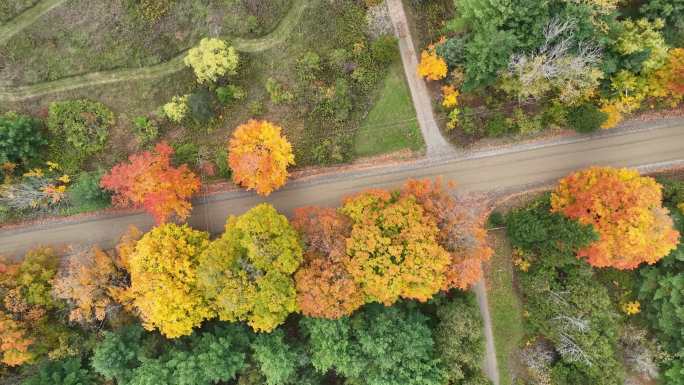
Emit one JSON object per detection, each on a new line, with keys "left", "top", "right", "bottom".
{"left": 228, "top": 120, "right": 295, "bottom": 196}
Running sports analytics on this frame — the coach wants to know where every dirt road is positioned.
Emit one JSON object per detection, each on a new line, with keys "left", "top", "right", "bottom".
{"left": 2, "top": 118, "right": 683, "bottom": 258}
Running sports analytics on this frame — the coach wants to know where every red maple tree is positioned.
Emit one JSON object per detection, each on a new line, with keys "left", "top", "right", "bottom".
{"left": 100, "top": 142, "right": 200, "bottom": 224}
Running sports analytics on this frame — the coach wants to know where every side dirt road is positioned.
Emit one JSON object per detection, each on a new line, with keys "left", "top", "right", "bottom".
{"left": 386, "top": 0, "right": 452, "bottom": 156}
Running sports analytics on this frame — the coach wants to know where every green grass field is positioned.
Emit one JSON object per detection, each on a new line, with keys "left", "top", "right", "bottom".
{"left": 354, "top": 61, "right": 424, "bottom": 157}
{"left": 486, "top": 230, "right": 525, "bottom": 385}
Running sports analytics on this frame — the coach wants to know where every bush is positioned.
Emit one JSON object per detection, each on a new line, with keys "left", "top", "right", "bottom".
{"left": 132, "top": 116, "right": 159, "bottom": 146}
{"left": 172, "top": 142, "right": 199, "bottom": 168}
{"left": 187, "top": 89, "right": 216, "bottom": 124}
{"left": 216, "top": 85, "right": 245, "bottom": 105}
{"left": 214, "top": 147, "right": 231, "bottom": 179}
{"left": 484, "top": 113, "right": 508, "bottom": 137}
{"left": 0, "top": 112, "right": 46, "bottom": 170}
{"left": 487, "top": 211, "right": 505, "bottom": 228}
{"left": 506, "top": 194, "right": 598, "bottom": 261}
{"left": 163, "top": 95, "right": 189, "bottom": 123}
{"left": 47, "top": 100, "right": 114, "bottom": 157}
{"left": 266, "top": 78, "right": 294, "bottom": 105}
{"left": 67, "top": 170, "right": 110, "bottom": 210}
{"left": 566, "top": 103, "right": 607, "bottom": 133}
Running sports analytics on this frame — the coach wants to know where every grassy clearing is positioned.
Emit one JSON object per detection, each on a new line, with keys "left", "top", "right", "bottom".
{"left": 354, "top": 61, "right": 423, "bottom": 157}
{"left": 485, "top": 230, "right": 524, "bottom": 385}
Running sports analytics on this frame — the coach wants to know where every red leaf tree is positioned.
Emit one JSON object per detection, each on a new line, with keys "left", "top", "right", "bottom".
{"left": 101, "top": 142, "right": 200, "bottom": 224}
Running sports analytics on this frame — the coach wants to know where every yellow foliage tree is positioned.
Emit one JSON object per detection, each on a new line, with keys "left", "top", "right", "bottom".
{"left": 228, "top": 120, "right": 295, "bottom": 196}
{"left": 184, "top": 38, "right": 239, "bottom": 84}
{"left": 121, "top": 224, "right": 212, "bottom": 338}
{"left": 341, "top": 191, "right": 451, "bottom": 305}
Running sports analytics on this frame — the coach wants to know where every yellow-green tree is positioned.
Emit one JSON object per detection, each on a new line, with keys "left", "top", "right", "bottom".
{"left": 198, "top": 204, "right": 302, "bottom": 332}
{"left": 340, "top": 190, "right": 451, "bottom": 305}
{"left": 121, "top": 224, "right": 212, "bottom": 338}
{"left": 184, "top": 38, "right": 239, "bottom": 84}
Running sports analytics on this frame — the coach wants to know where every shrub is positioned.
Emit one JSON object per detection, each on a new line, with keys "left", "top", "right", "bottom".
{"left": 566, "top": 103, "right": 607, "bottom": 133}
{"left": 418, "top": 47, "right": 448, "bottom": 81}
{"left": 216, "top": 85, "right": 245, "bottom": 105}
{"left": 187, "top": 89, "right": 216, "bottom": 124}
{"left": 47, "top": 100, "right": 114, "bottom": 157}
{"left": 128, "top": 0, "right": 175, "bottom": 22}
{"left": 485, "top": 113, "right": 508, "bottom": 137}
{"left": 184, "top": 38, "right": 239, "bottom": 84}
{"left": 67, "top": 170, "right": 110, "bottom": 210}
{"left": 132, "top": 116, "right": 159, "bottom": 146}
{"left": 265, "top": 78, "right": 294, "bottom": 104}
{"left": 172, "top": 142, "right": 199, "bottom": 168}
{"left": 163, "top": 95, "right": 189, "bottom": 123}
{"left": 506, "top": 194, "right": 598, "bottom": 261}
{"left": 0, "top": 112, "right": 46, "bottom": 170}
{"left": 213, "top": 147, "right": 231, "bottom": 179}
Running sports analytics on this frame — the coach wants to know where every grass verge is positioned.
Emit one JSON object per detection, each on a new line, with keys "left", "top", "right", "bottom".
{"left": 354, "top": 61, "right": 424, "bottom": 157}
{"left": 485, "top": 230, "right": 525, "bottom": 385}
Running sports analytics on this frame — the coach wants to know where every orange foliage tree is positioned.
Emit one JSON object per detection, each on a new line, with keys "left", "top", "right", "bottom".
{"left": 53, "top": 228, "right": 140, "bottom": 326}
{"left": 228, "top": 120, "right": 295, "bottom": 196}
{"left": 292, "top": 207, "right": 364, "bottom": 318}
{"left": 100, "top": 142, "right": 200, "bottom": 224}
{"left": 0, "top": 311, "right": 33, "bottom": 366}
{"left": 340, "top": 190, "right": 451, "bottom": 305}
{"left": 402, "top": 178, "right": 492, "bottom": 290}
{"left": 551, "top": 166, "right": 679, "bottom": 269}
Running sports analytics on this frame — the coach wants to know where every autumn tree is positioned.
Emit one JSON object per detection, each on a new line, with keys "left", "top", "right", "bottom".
{"left": 0, "top": 248, "right": 82, "bottom": 366}
{"left": 292, "top": 207, "right": 364, "bottom": 319}
{"left": 0, "top": 311, "right": 33, "bottom": 366}
{"left": 198, "top": 204, "right": 302, "bottom": 332}
{"left": 100, "top": 142, "right": 201, "bottom": 224}
{"left": 551, "top": 167, "right": 679, "bottom": 269}
{"left": 119, "top": 224, "right": 212, "bottom": 338}
{"left": 53, "top": 228, "right": 140, "bottom": 325}
{"left": 402, "top": 178, "right": 493, "bottom": 290}
{"left": 184, "top": 38, "right": 239, "bottom": 84}
{"left": 341, "top": 190, "right": 450, "bottom": 305}
{"left": 228, "top": 120, "right": 295, "bottom": 196}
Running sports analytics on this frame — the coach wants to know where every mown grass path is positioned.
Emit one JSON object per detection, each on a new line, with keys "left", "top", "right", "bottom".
{"left": 0, "top": 0, "right": 308, "bottom": 102}
{"left": 0, "top": 0, "right": 66, "bottom": 46}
